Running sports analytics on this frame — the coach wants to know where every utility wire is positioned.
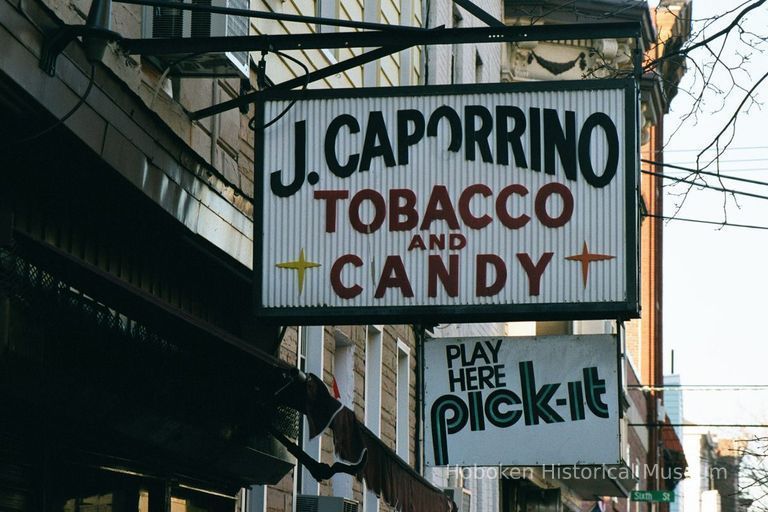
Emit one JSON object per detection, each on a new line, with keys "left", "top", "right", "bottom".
{"left": 249, "top": 50, "right": 310, "bottom": 131}
{"left": 628, "top": 384, "right": 768, "bottom": 391}
{"left": 643, "top": 213, "right": 768, "bottom": 231}
{"left": 6, "top": 63, "right": 96, "bottom": 148}
{"left": 642, "top": 169, "right": 768, "bottom": 201}
{"left": 643, "top": 159, "right": 768, "bottom": 188}
{"left": 661, "top": 157, "right": 768, "bottom": 165}
{"left": 630, "top": 423, "right": 768, "bottom": 428}
{"left": 658, "top": 167, "right": 768, "bottom": 174}
{"left": 662, "top": 145, "right": 768, "bottom": 153}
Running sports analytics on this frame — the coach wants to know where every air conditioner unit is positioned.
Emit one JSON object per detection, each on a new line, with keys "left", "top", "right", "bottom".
{"left": 141, "top": 0, "right": 250, "bottom": 78}
{"left": 443, "top": 487, "right": 471, "bottom": 512}
{"left": 296, "top": 495, "right": 359, "bottom": 512}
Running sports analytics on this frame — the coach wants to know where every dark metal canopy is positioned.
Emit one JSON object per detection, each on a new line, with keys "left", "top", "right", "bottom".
{"left": 40, "top": 0, "right": 643, "bottom": 118}
{"left": 118, "top": 22, "right": 643, "bottom": 54}
{"left": 115, "top": 18, "right": 642, "bottom": 119}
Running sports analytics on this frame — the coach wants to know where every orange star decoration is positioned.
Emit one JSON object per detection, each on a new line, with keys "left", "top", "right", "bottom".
{"left": 565, "top": 242, "right": 615, "bottom": 288}
{"left": 275, "top": 248, "right": 321, "bottom": 295}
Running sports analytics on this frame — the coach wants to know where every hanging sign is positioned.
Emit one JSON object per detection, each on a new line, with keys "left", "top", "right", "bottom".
{"left": 254, "top": 81, "right": 639, "bottom": 324}
{"left": 424, "top": 335, "right": 620, "bottom": 466}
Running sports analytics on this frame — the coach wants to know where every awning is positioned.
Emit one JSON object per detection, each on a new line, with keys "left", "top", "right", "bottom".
{"left": 4, "top": 214, "right": 455, "bottom": 511}
{"left": 547, "top": 464, "right": 639, "bottom": 499}
{"left": 9, "top": 229, "right": 287, "bottom": 369}
{"left": 285, "top": 373, "right": 457, "bottom": 512}
{"left": 660, "top": 415, "right": 687, "bottom": 490}
{"left": 1, "top": 234, "right": 298, "bottom": 490}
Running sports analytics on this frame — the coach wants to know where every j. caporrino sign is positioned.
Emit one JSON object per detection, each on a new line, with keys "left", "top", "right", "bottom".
{"left": 255, "top": 81, "right": 639, "bottom": 324}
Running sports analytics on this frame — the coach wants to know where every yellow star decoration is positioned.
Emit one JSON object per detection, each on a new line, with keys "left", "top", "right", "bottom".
{"left": 275, "top": 248, "right": 321, "bottom": 295}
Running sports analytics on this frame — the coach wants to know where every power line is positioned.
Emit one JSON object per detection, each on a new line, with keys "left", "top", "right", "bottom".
{"left": 628, "top": 384, "right": 768, "bottom": 391}
{"left": 665, "top": 157, "right": 768, "bottom": 165}
{"left": 642, "top": 169, "right": 768, "bottom": 201}
{"left": 666, "top": 167, "right": 768, "bottom": 174}
{"left": 643, "top": 213, "right": 768, "bottom": 231}
{"left": 642, "top": 161, "right": 768, "bottom": 188}
{"left": 661, "top": 145, "right": 768, "bottom": 153}
{"left": 631, "top": 423, "right": 768, "bottom": 428}
{"left": 6, "top": 63, "right": 96, "bottom": 148}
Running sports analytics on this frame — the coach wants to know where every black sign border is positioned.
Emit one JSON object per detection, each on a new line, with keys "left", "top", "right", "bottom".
{"left": 254, "top": 79, "right": 640, "bottom": 325}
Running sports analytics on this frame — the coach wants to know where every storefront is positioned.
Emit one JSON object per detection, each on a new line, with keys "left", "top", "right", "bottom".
{"left": 0, "top": 37, "right": 298, "bottom": 507}
{"left": 0, "top": 3, "right": 456, "bottom": 510}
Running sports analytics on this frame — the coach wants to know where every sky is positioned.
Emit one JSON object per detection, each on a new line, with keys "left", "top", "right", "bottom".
{"left": 656, "top": 0, "right": 768, "bottom": 434}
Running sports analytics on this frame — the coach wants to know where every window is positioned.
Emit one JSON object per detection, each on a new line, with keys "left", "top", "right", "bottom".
{"left": 364, "top": 326, "right": 382, "bottom": 432}
{"left": 363, "top": 0, "right": 381, "bottom": 86}
{"left": 535, "top": 321, "right": 572, "bottom": 336}
{"left": 298, "top": 327, "right": 324, "bottom": 497}
{"left": 247, "top": 486, "right": 266, "bottom": 512}
{"left": 364, "top": 325, "right": 382, "bottom": 512}
{"left": 396, "top": 340, "right": 410, "bottom": 460}
{"left": 332, "top": 331, "right": 355, "bottom": 499}
{"left": 501, "top": 480, "right": 560, "bottom": 512}
{"left": 315, "top": 0, "right": 339, "bottom": 31}
{"left": 451, "top": 7, "right": 463, "bottom": 84}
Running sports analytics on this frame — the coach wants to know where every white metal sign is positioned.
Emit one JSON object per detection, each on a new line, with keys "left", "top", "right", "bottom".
{"left": 255, "top": 81, "right": 638, "bottom": 324}
{"left": 424, "top": 335, "right": 620, "bottom": 466}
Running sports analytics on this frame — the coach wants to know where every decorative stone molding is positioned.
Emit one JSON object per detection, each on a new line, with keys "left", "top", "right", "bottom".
{"left": 504, "top": 37, "right": 636, "bottom": 82}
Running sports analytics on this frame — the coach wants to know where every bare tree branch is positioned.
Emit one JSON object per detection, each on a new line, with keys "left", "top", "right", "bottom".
{"left": 648, "top": 0, "right": 768, "bottom": 69}
{"left": 696, "top": 70, "right": 768, "bottom": 167}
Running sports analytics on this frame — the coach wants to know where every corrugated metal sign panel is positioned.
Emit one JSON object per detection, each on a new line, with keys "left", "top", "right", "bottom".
{"left": 255, "top": 81, "right": 639, "bottom": 324}
{"left": 423, "top": 334, "right": 621, "bottom": 466}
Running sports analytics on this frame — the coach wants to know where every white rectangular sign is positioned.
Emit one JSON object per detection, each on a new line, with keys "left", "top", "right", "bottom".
{"left": 255, "top": 81, "right": 638, "bottom": 324}
{"left": 424, "top": 335, "right": 620, "bottom": 466}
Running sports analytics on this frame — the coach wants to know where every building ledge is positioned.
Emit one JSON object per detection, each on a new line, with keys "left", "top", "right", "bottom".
{"left": 0, "top": 0, "right": 253, "bottom": 267}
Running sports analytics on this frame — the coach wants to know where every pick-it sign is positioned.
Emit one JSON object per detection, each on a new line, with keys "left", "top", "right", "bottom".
{"left": 424, "top": 335, "right": 620, "bottom": 466}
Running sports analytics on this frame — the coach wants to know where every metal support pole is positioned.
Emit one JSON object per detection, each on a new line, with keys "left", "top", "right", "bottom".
{"left": 84, "top": 0, "right": 113, "bottom": 62}
{"left": 148, "top": 481, "right": 172, "bottom": 512}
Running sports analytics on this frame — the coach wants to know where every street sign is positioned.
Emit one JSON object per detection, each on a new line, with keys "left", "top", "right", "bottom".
{"left": 631, "top": 491, "right": 674, "bottom": 503}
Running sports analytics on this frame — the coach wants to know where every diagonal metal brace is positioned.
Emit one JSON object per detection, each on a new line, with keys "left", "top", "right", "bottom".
{"left": 452, "top": 0, "right": 505, "bottom": 28}
{"left": 190, "top": 43, "right": 412, "bottom": 120}
{"left": 185, "top": 22, "right": 641, "bottom": 119}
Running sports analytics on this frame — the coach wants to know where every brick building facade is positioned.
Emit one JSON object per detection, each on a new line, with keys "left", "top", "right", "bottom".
{"left": 1, "top": 0, "right": 689, "bottom": 509}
